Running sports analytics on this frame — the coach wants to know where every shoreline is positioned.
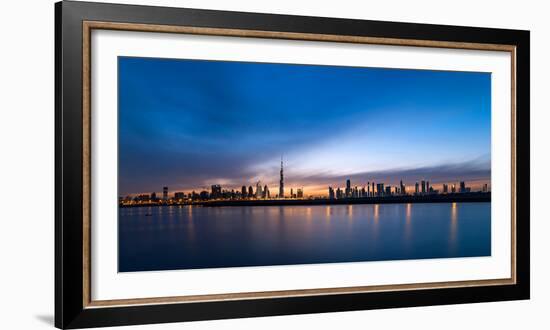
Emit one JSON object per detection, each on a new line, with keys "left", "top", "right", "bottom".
{"left": 120, "top": 192, "right": 490, "bottom": 208}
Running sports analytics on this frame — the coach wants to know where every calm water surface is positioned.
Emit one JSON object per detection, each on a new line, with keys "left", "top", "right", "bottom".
{"left": 119, "top": 203, "right": 490, "bottom": 272}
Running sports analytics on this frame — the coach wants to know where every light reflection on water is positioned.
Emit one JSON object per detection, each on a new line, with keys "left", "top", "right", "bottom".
{"left": 119, "top": 202, "right": 491, "bottom": 272}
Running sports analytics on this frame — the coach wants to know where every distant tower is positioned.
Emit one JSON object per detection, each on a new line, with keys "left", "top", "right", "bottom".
{"left": 256, "top": 181, "right": 263, "bottom": 198}
{"left": 163, "top": 186, "right": 168, "bottom": 201}
{"left": 248, "top": 186, "right": 254, "bottom": 197}
{"left": 279, "top": 156, "right": 284, "bottom": 198}
{"left": 328, "top": 187, "right": 335, "bottom": 199}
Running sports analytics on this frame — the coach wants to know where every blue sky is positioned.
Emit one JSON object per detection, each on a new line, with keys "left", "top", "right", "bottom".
{"left": 118, "top": 56, "right": 491, "bottom": 196}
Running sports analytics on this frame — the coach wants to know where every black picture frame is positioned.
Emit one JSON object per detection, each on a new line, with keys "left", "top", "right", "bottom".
{"left": 55, "top": 1, "right": 530, "bottom": 328}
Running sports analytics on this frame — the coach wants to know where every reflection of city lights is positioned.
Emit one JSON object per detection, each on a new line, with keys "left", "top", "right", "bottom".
{"left": 374, "top": 204, "right": 379, "bottom": 221}
{"left": 450, "top": 202, "right": 458, "bottom": 247}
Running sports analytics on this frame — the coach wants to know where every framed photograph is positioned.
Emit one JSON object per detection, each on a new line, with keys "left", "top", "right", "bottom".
{"left": 55, "top": 1, "right": 530, "bottom": 328}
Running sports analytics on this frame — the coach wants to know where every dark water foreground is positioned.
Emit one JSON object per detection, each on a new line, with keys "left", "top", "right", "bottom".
{"left": 119, "top": 202, "right": 491, "bottom": 272}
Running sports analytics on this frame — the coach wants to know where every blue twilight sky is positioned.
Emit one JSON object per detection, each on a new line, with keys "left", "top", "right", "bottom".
{"left": 118, "top": 56, "right": 491, "bottom": 196}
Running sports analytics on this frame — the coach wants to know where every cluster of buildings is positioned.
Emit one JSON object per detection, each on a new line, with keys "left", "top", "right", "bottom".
{"left": 120, "top": 157, "right": 490, "bottom": 206}
{"left": 120, "top": 157, "right": 305, "bottom": 205}
{"left": 328, "top": 179, "right": 488, "bottom": 199}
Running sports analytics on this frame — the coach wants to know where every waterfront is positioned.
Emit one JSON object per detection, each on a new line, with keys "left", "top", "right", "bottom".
{"left": 119, "top": 202, "right": 491, "bottom": 272}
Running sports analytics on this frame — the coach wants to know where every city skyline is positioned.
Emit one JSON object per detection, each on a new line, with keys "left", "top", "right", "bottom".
{"left": 118, "top": 57, "right": 491, "bottom": 197}
{"left": 121, "top": 156, "right": 490, "bottom": 198}
{"left": 120, "top": 158, "right": 490, "bottom": 204}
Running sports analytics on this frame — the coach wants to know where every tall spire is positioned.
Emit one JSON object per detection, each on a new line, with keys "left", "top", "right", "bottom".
{"left": 279, "top": 155, "right": 284, "bottom": 198}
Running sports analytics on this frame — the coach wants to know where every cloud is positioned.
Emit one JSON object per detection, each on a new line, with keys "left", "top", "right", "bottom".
{"left": 287, "top": 157, "right": 491, "bottom": 188}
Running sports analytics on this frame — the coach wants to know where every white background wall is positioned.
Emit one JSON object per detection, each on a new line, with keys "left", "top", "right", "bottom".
{"left": 0, "top": 0, "right": 547, "bottom": 329}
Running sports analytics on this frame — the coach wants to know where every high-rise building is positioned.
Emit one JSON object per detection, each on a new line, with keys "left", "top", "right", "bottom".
{"left": 483, "top": 183, "right": 488, "bottom": 193}
{"left": 400, "top": 180, "right": 405, "bottom": 195}
{"left": 241, "top": 185, "right": 247, "bottom": 198}
{"left": 248, "top": 186, "right": 254, "bottom": 197}
{"left": 163, "top": 186, "right": 168, "bottom": 201}
{"left": 345, "top": 179, "right": 351, "bottom": 198}
{"left": 451, "top": 184, "right": 456, "bottom": 193}
{"left": 367, "top": 182, "right": 370, "bottom": 197}
{"left": 385, "top": 186, "right": 392, "bottom": 195}
{"left": 336, "top": 187, "right": 343, "bottom": 199}
{"left": 211, "top": 184, "right": 222, "bottom": 199}
{"left": 426, "top": 181, "right": 430, "bottom": 193}
{"left": 377, "top": 183, "right": 384, "bottom": 196}
{"left": 372, "top": 182, "right": 375, "bottom": 197}
{"left": 279, "top": 156, "right": 284, "bottom": 198}
{"left": 256, "top": 182, "right": 263, "bottom": 198}
{"left": 290, "top": 188, "right": 294, "bottom": 198}
{"left": 297, "top": 188, "right": 303, "bottom": 198}
{"left": 151, "top": 192, "right": 157, "bottom": 201}
{"left": 174, "top": 192, "right": 185, "bottom": 200}
{"left": 263, "top": 185, "right": 269, "bottom": 199}
{"left": 459, "top": 181, "right": 466, "bottom": 193}
{"left": 415, "top": 182, "right": 419, "bottom": 194}
{"left": 328, "top": 187, "right": 335, "bottom": 199}
{"left": 421, "top": 181, "right": 426, "bottom": 194}
{"left": 443, "top": 184, "right": 448, "bottom": 194}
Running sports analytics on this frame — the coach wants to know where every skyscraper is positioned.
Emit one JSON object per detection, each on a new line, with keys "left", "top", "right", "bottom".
{"left": 345, "top": 179, "right": 351, "bottom": 198}
{"left": 256, "top": 182, "right": 263, "bottom": 198}
{"left": 421, "top": 180, "right": 426, "bottom": 194}
{"left": 241, "top": 185, "right": 247, "bottom": 198}
{"left": 377, "top": 183, "right": 384, "bottom": 196}
{"left": 248, "top": 186, "right": 254, "bottom": 197}
{"left": 328, "top": 187, "right": 335, "bottom": 199}
{"left": 279, "top": 156, "right": 284, "bottom": 198}
{"left": 415, "top": 182, "right": 419, "bottom": 194}
{"left": 163, "top": 186, "right": 168, "bottom": 201}
{"left": 211, "top": 184, "right": 222, "bottom": 199}
{"left": 459, "top": 181, "right": 466, "bottom": 193}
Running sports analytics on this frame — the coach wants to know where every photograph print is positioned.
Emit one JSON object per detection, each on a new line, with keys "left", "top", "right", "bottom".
{"left": 118, "top": 56, "right": 491, "bottom": 273}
